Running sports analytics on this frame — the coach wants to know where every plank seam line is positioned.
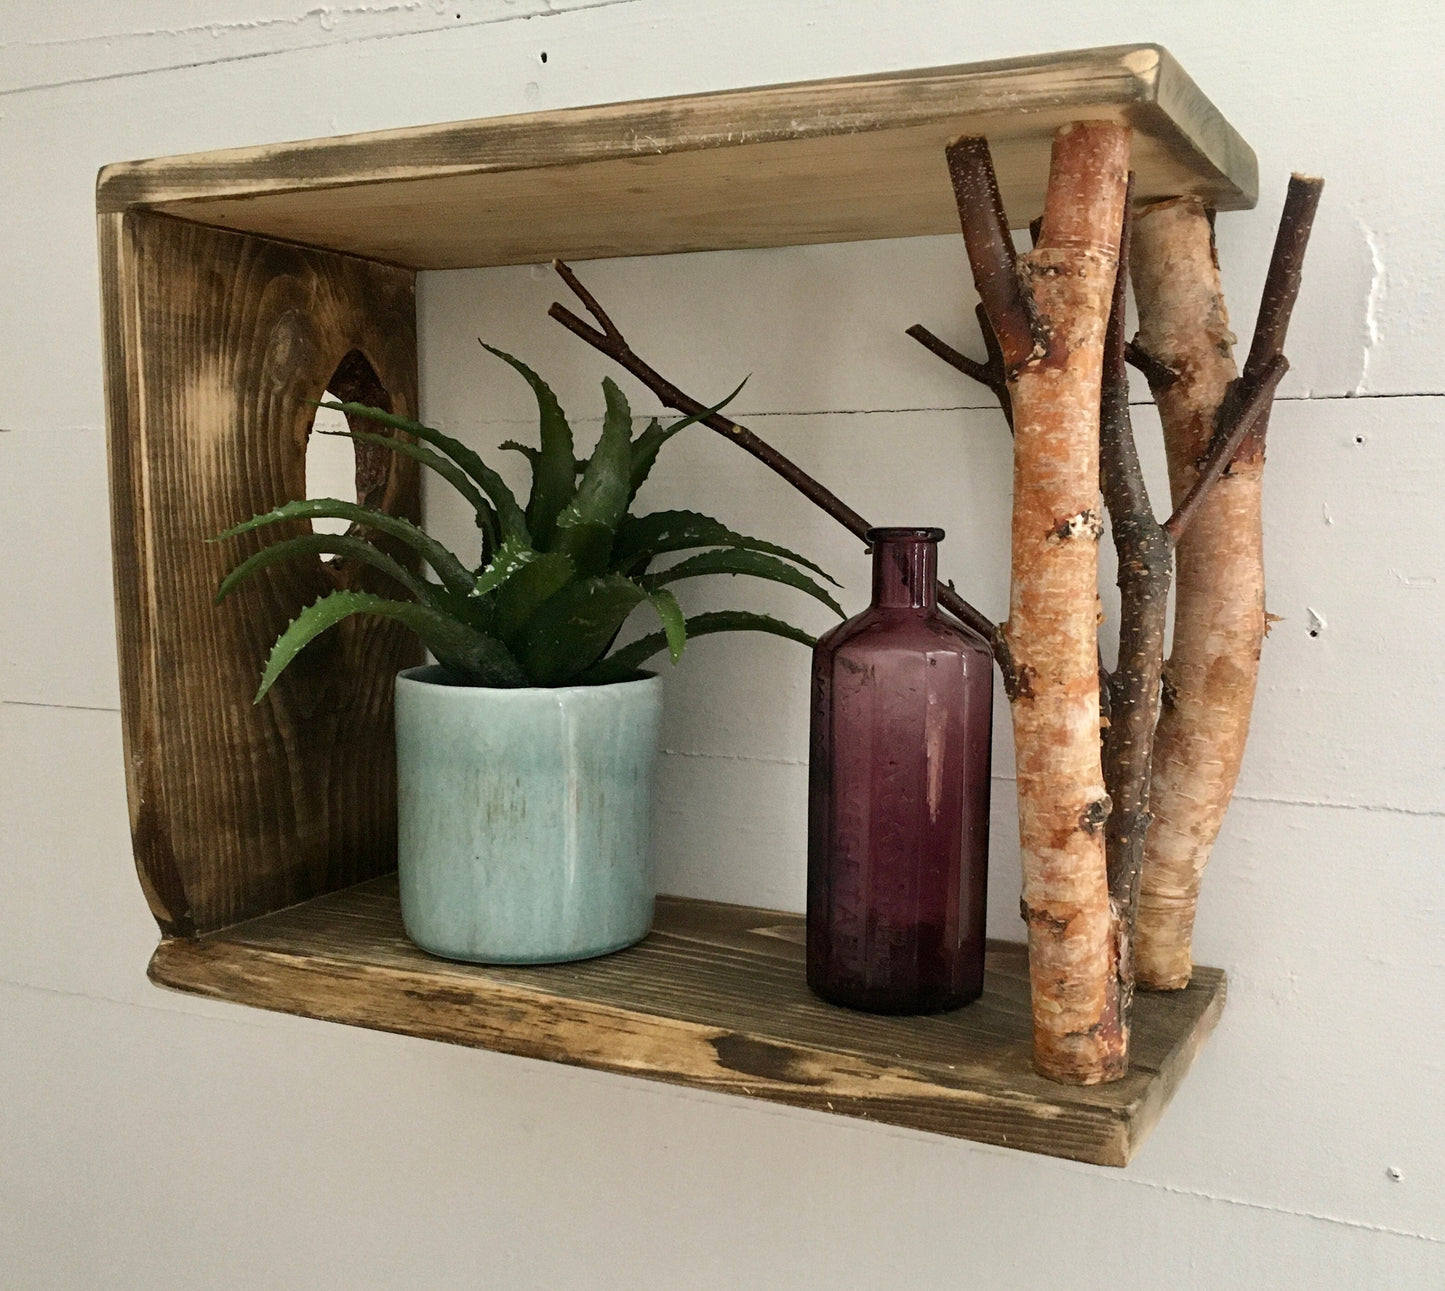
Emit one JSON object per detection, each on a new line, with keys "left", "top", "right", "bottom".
{"left": 9, "top": 702, "right": 1445, "bottom": 822}
{"left": 1229, "top": 791, "right": 1443, "bottom": 819}
{"left": 728, "top": 391, "right": 1445, "bottom": 419}
{"left": 0, "top": 974, "right": 290, "bottom": 1035}
{"left": 8, "top": 390, "right": 1433, "bottom": 439}
{"left": 1109, "top": 1173, "right": 1444, "bottom": 1245}
{"left": 3, "top": 698, "right": 122, "bottom": 714}
{"left": 416, "top": 389, "right": 1445, "bottom": 433}
{"left": 657, "top": 750, "right": 1445, "bottom": 818}
{"left": 0, "top": 0, "right": 645, "bottom": 100}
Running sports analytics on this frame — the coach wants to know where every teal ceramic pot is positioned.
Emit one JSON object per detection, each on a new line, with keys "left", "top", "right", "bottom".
{"left": 395, "top": 665, "right": 662, "bottom": 964}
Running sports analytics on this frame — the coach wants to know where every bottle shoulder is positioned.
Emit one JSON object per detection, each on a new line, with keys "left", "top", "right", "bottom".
{"left": 817, "top": 607, "right": 994, "bottom": 661}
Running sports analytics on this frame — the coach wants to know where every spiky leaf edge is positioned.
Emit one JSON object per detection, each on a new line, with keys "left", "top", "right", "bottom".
{"left": 213, "top": 498, "right": 475, "bottom": 598}
{"left": 644, "top": 547, "right": 844, "bottom": 617}
{"left": 580, "top": 610, "right": 816, "bottom": 684}
{"left": 255, "top": 590, "right": 523, "bottom": 701}
{"left": 317, "top": 400, "right": 528, "bottom": 542}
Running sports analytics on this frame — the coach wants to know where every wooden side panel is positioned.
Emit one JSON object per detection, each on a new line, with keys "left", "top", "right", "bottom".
{"left": 101, "top": 212, "right": 422, "bottom": 935}
{"left": 148, "top": 880, "right": 1228, "bottom": 1165}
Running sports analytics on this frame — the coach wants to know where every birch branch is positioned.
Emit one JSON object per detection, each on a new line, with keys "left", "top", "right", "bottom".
{"left": 1098, "top": 181, "right": 1171, "bottom": 988}
{"left": 1096, "top": 190, "right": 1286, "bottom": 1012}
{"left": 950, "top": 127, "right": 1131, "bottom": 1084}
{"left": 1130, "top": 177, "right": 1321, "bottom": 989}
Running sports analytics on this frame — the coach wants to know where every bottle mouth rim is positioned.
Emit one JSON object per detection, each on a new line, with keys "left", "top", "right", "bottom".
{"left": 865, "top": 526, "right": 945, "bottom": 544}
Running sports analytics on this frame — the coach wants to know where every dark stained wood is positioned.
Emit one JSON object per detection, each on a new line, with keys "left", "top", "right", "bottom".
{"left": 149, "top": 878, "right": 1227, "bottom": 1165}
{"left": 95, "top": 45, "right": 1256, "bottom": 269}
{"left": 101, "top": 212, "right": 422, "bottom": 935}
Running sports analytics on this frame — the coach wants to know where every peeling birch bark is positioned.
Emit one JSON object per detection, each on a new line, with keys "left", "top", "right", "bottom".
{"left": 948, "top": 123, "right": 1131, "bottom": 1083}
{"left": 1010, "top": 124, "right": 1131, "bottom": 1082}
{"left": 1130, "top": 198, "right": 1253, "bottom": 990}
{"left": 1101, "top": 192, "right": 1290, "bottom": 1026}
{"left": 1130, "top": 181, "right": 1320, "bottom": 990}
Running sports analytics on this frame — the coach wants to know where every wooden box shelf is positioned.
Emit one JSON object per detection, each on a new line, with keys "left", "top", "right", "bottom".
{"left": 101, "top": 43, "right": 1250, "bottom": 1163}
{"left": 151, "top": 877, "right": 1226, "bottom": 1167}
{"left": 97, "top": 43, "right": 1255, "bottom": 267}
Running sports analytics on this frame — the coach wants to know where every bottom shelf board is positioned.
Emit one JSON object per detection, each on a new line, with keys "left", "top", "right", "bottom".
{"left": 148, "top": 876, "right": 1225, "bottom": 1166}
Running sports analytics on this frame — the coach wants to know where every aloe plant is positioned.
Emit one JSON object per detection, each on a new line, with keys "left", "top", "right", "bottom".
{"left": 215, "top": 347, "right": 840, "bottom": 700}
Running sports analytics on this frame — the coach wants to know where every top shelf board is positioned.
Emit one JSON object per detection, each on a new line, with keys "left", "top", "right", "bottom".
{"left": 95, "top": 44, "right": 1256, "bottom": 270}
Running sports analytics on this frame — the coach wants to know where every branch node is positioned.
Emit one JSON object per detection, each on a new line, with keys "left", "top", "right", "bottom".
{"left": 1125, "top": 339, "right": 1178, "bottom": 389}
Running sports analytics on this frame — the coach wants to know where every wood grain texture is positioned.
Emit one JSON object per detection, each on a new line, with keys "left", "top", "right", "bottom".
{"left": 95, "top": 45, "right": 1256, "bottom": 269}
{"left": 148, "top": 878, "right": 1226, "bottom": 1165}
{"left": 101, "top": 211, "right": 423, "bottom": 935}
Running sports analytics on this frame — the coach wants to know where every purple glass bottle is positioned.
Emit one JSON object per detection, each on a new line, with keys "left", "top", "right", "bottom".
{"left": 807, "top": 527, "right": 994, "bottom": 1014}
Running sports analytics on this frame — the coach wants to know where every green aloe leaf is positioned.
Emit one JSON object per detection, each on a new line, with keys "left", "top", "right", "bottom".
{"left": 214, "top": 498, "right": 475, "bottom": 598}
{"left": 500, "top": 439, "right": 585, "bottom": 480}
{"left": 627, "top": 378, "right": 747, "bottom": 501}
{"left": 644, "top": 547, "right": 844, "bottom": 617}
{"left": 647, "top": 588, "right": 686, "bottom": 664}
{"left": 216, "top": 532, "right": 434, "bottom": 605}
{"left": 255, "top": 590, "right": 524, "bottom": 701}
{"left": 612, "top": 510, "right": 839, "bottom": 583}
{"left": 552, "top": 377, "right": 634, "bottom": 573}
{"left": 319, "top": 400, "right": 528, "bottom": 542}
{"left": 498, "top": 438, "right": 539, "bottom": 465}
{"left": 492, "top": 551, "right": 576, "bottom": 644}
{"left": 515, "top": 574, "right": 646, "bottom": 686}
{"left": 581, "top": 610, "right": 817, "bottom": 684}
{"left": 315, "top": 426, "right": 499, "bottom": 548}
{"left": 549, "top": 521, "right": 614, "bottom": 578}
{"left": 480, "top": 344, "right": 576, "bottom": 549}
{"left": 415, "top": 584, "right": 497, "bottom": 637}
{"left": 471, "top": 534, "right": 539, "bottom": 599}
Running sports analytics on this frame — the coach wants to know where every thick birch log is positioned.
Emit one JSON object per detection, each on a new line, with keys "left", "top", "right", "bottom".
{"left": 1130, "top": 197, "right": 1245, "bottom": 990}
{"left": 1100, "top": 194, "right": 1288, "bottom": 1014}
{"left": 949, "top": 123, "right": 1131, "bottom": 1082}
{"left": 1130, "top": 182, "right": 1320, "bottom": 989}
{"left": 1011, "top": 124, "right": 1131, "bottom": 1081}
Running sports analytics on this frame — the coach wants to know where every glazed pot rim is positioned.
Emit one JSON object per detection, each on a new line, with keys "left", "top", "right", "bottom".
{"left": 397, "top": 663, "right": 659, "bottom": 697}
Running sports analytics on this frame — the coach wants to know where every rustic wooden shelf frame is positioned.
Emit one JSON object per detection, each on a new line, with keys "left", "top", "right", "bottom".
{"left": 151, "top": 878, "right": 1226, "bottom": 1166}
{"left": 100, "top": 43, "right": 1250, "bottom": 1164}
{"left": 97, "top": 43, "right": 1255, "bottom": 268}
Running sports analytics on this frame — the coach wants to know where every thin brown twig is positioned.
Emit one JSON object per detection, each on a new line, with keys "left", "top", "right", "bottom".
{"left": 550, "top": 259, "right": 624, "bottom": 343}
{"left": 1245, "top": 175, "right": 1325, "bottom": 378}
{"left": 976, "top": 304, "right": 1009, "bottom": 389}
{"left": 547, "top": 260, "right": 1004, "bottom": 655}
{"left": 1098, "top": 177, "right": 1172, "bottom": 968}
{"left": 1230, "top": 174, "right": 1324, "bottom": 459}
{"left": 549, "top": 297, "right": 871, "bottom": 538}
{"left": 904, "top": 324, "right": 996, "bottom": 389}
{"left": 904, "top": 323, "right": 1013, "bottom": 429}
{"left": 946, "top": 137, "right": 1040, "bottom": 370}
{"left": 1162, "top": 355, "right": 1288, "bottom": 542}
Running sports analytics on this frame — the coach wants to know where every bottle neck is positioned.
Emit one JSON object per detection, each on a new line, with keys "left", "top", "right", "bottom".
{"left": 869, "top": 529, "right": 942, "bottom": 610}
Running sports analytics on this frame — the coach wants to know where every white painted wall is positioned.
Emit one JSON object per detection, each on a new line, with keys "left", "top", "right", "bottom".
{"left": 3, "top": 3, "right": 1442, "bottom": 1286}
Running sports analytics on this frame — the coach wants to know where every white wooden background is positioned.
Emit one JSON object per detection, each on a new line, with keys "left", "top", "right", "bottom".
{"left": 3, "top": 3, "right": 1442, "bottom": 1286}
